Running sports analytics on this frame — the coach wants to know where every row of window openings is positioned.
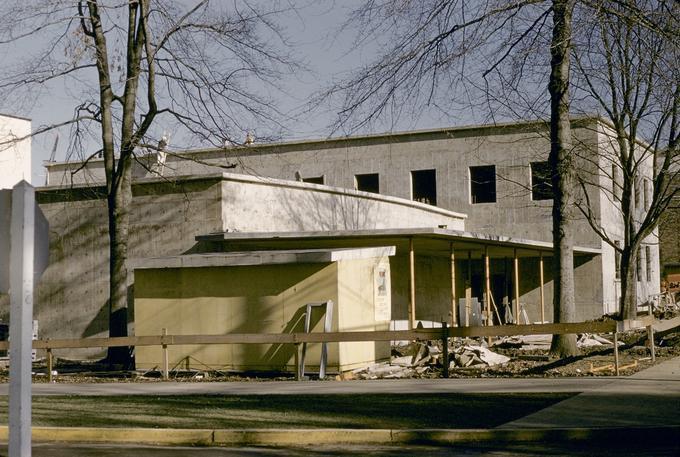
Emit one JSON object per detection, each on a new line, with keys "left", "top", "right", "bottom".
{"left": 614, "top": 242, "right": 653, "bottom": 282}
{"left": 303, "top": 165, "right": 652, "bottom": 207}
{"left": 611, "top": 165, "right": 651, "bottom": 209}
{"left": 300, "top": 163, "right": 551, "bottom": 206}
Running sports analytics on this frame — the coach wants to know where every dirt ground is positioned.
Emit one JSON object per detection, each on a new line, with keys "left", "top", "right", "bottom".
{"left": 2, "top": 326, "right": 678, "bottom": 384}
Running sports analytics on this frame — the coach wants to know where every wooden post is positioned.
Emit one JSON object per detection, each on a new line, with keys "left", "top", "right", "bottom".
{"left": 294, "top": 343, "right": 303, "bottom": 380}
{"left": 647, "top": 304, "right": 655, "bottom": 362}
{"left": 484, "top": 246, "right": 491, "bottom": 327}
{"left": 408, "top": 237, "right": 416, "bottom": 330}
{"left": 450, "top": 243, "right": 457, "bottom": 327}
{"left": 614, "top": 331, "right": 620, "bottom": 376}
{"left": 47, "top": 349, "right": 53, "bottom": 383}
{"left": 465, "top": 250, "right": 472, "bottom": 326}
{"left": 539, "top": 251, "right": 545, "bottom": 323}
{"left": 161, "top": 328, "right": 169, "bottom": 381}
{"left": 442, "top": 322, "right": 449, "bottom": 378}
{"left": 513, "top": 249, "right": 520, "bottom": 324}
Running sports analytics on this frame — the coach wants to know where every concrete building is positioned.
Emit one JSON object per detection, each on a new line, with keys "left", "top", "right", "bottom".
{"left": 0, "top": 114, "right": 31, "bottom": 189}
{"left": 30, "top": 117, "right": 661, "bottom": 366}
{"left": 44, "top": 116, "right": 662, "bottom": 317}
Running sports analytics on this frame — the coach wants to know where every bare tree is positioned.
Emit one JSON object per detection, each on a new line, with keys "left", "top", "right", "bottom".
{"left": 548, "top": 0, "right": 578, "bottom": 357}
{"left": 319, "top": 0, "right": 582, "bottom": 355}
{"left": 570, "top": 0, "right": 679, "bottom": 319}
{"left": 0, "top": 0, "right": 297, "bottom": 365}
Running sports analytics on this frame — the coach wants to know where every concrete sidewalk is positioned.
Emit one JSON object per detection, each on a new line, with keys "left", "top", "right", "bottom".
{"left": 500, "top": 356, "right": 680, "bottom": 428}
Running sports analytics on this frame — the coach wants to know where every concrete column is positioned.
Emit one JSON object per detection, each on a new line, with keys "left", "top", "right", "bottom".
{"left": 539, "top": 251, "right": 545, "bottom": 323}
{"left": 514, "top": 249, "right": 520, "bottom": 324}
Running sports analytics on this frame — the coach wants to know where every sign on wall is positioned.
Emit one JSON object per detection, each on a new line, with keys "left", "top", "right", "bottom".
{"left": 374, "top": 261, "right": 391, "bottom": 321}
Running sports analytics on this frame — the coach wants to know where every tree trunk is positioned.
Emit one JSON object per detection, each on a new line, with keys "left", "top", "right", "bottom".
{"left": 106, "top": 164, "right": 133, "bottom": 367}
{"left": 619, "top": 245, "right": 638, "bottom": 319}
{"left": 549, "top": 0, "right": 579, "bottom": 358}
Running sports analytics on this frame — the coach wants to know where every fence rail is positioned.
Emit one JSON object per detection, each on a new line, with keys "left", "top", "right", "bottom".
{"left": 3, "top": 316, "right": 672, "bottom": 380}
{"left": 0, "top": 320, "right": 623, "bottom": 351}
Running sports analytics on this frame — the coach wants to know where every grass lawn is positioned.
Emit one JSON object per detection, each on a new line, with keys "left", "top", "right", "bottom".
{"left": 0, "top": 393, "right": 573, "bottom": 429}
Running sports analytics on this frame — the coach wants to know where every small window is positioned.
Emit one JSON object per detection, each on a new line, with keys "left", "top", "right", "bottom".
{"left": 646, "top": 245, "right": 652, "bottom": 282}
{"left": 411, "top": 169, "right": 437, "bottom": 205}
{"left": 615, "top": 241, "right": 621, "bottom": 280}
{"left": 530, "top": 161, "right": 552, "bottom": 200}
{"left": 635, "top": 177, "right": 641, "bottom": 208}
{"left": 355, "top": 173, "right": 379, "bottom": 194}
{"left": 612, "top": 164, "right": 621, "bottom": 201}
{"left": 636, "top": 247, "right": 643, "bottom": 282}
{"left": 469, "top": 165, "right": 496, "bottom": 204}
{"left": 302, "top": 176, "right": 324, "bottom": 185}
{"left": 643, "top": 179, "right": 651, "bottom": 209}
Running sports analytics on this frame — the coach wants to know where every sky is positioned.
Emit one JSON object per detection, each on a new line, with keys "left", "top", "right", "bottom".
{"left": 3, "top": 1, "right": 460, "bottom": 184}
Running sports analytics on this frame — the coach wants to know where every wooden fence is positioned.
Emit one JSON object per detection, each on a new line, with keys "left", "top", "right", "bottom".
{"left": 2, "top": 316, "right": 672, "bottom": 381}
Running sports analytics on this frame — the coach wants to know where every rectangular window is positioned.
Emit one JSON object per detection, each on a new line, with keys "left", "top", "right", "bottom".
{"left": 469, "top": 165, "right": 496, "bottom": 204}
{"left": 355, "top": 173, "right": 379, "bottom": 194}
{"left": 643, "top": 178, "right": 651, "bottom": 209}
{"left": 530, "top": 161, "right": 552, "bottom": 200}
{"left": 615, "top": 241, "right": 621, "bottom": 280}
{"left": 612, "top": 164, "right": 620, "bottom": 201}
{"left": 636, "top": 247, "right": 643, "bottom": 282}
{"left": 646, "top": 245, "right": 652, "bottom": 282}
{"left": 411, "top": 169, "right": 437, "bottom": 205}
{"left": 302, "top": 175, "right": 324, "bottom": 185}
{"left": 635, "top": 178, "right": 641, "bottom": 208}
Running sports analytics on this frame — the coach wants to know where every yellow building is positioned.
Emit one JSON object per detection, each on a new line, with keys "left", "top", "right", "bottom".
{"left": 133, "top": 247, "right": 394, "bottom": 373}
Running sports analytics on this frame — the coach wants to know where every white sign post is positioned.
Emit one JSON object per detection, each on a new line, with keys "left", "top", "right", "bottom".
{"left": 1, "top": 181, "right": 49, "bottom": 457}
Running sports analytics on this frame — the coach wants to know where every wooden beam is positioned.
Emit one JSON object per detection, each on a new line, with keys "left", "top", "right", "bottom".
{"left": 539, "top": 251, "right": 545, "bottom": 323}
{"left": 514, "top": 248, "right": 520, "bottom": 324}
{"left": 450, "top": 243, "right": 457, "bottom": 327}
{"left": 408, "top": 237, "right": 416, "bottom": 330}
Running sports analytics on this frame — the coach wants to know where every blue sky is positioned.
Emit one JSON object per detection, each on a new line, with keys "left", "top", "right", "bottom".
{"left": 8, "top": 1, "right": 460, "bottom": 183}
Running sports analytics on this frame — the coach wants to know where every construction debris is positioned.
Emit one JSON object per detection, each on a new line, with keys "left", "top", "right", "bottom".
{"left": 578, "top": 333, "right": 613, "bottom": 348}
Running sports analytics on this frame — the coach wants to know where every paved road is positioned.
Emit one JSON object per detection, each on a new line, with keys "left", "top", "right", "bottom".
{"left": 2, "top": 442, "right": 678, "bottom": 457}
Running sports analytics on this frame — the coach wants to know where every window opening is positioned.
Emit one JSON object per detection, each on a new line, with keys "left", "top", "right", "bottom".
{"left": 411, "top": 169, "right": 437, "bottom": 205}
{"left": 469, "top": 165, "right": 496, "bottom": 204}
{"left": 355, "top": 173, "right": 379, "bottom": 194}
{"left": 530, "top": 161, "right": 552, "bottom": 200}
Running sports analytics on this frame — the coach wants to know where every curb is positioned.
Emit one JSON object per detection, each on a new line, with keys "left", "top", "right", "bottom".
{"left": 0, "top": 425, "right": 678, "bottom": 447}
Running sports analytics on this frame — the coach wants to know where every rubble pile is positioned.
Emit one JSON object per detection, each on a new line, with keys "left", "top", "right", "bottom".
{"left": 345, "top": 339, "right": 511, "bottom": 380}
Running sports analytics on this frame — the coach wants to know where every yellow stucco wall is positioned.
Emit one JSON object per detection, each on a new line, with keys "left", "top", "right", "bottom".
{"left": 134, "top": 255, "right": 391, "bottom": 373}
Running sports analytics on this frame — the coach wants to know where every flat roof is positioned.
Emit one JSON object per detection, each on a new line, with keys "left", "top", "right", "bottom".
{"left": 196, "top": 228, "right": 601, "bottom": 258}
{"left": 131, "top": 246, "right": 396, "bottom": 270}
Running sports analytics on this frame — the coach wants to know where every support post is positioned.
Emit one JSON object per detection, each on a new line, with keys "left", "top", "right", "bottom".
{"left": 539, "top": 251, "right": 545, "bottom": 323}
{"left": 450, "top": 243, "right": 457, "bottom": 327}
{"left": 465, "top": 250, "right": 472, "bottom": 327}
{"left": 8, "top": 182, "right": 36, "bottom": 457}
{"left": 484, "top": 246, "right": 491, "bottom": 326}
{"left": 614, "top": 332, "right": 620, "bottom": 376}
{"left": 47, "top": 349, "right": 53, "bottom": 383}
{"left": 408, "top": 237, "right": 416, "bottom": 330}
{"left": 161, "top": 328, "right": 169, "bottom": 380}
{"left": 442, "top": 322, "right": 449, "bottom": 378}
{"left": 647, "top": 304, "right": 655, "bottom": 362}
{"left": 513, "top": 248, "right": 520, "bottom": 325}
{"left": 295, "top": 343, "right": 303, "bottom": 381}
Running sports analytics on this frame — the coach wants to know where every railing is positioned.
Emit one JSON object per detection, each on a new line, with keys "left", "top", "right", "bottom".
{"left": 3, "top": 316, "right": 673, "bottom": 381}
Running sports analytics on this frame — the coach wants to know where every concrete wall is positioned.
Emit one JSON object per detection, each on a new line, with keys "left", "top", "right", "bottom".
{"left": 30, "top": 177, "right": 225, "bottom": 358}
{"left": 219, "top": 174, "right": 465, "bottom": 232}
{"left": 0, "top": 115, "right": 31, "bottom": 189}
{"left": 24, "top": 173, "right": 461, "bottom": 359}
